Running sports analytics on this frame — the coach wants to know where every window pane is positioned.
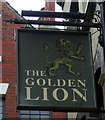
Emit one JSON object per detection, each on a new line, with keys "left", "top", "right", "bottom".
{"left": 0, "top": 114, "right": 2, "bottom": 119}
{"left": 0, "top": 107, "right": 2, "bottom": 113}
{"left": 20, "top": 110, "right": 52, "bottom": 119}
{"left": 41, "top": 115, "right": 50, "bottom": 118}
{"left": 40, "top": 118, "right": 50, "bottom": 120}
{"left": 40, "top": 111, "right": 50, "bottom": 114}
{"left": 20, "top": 115, "right": 30, "bottom": 118}
{"left": 0, "top": 98, "right": 4, "bottom": 119}
{"left": 31, "top": 115, "right": 39, "bottom": 118}
{"left": 30, "top": 110, "right": 40, "bottom": 114}
{"left": 20, "top": 110, "right": 30, "bottom": 114}
{"left": 0, "top": 100, "right": 2, "bottom": 107}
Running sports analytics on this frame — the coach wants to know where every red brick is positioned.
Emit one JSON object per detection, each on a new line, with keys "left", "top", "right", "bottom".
{"left": 2, "top": 1, "right": 25, "bottom": 118}
{"left": 1, "top": 1, "right": 67, "bottom": 119}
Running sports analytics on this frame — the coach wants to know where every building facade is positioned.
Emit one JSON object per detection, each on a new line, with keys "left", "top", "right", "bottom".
{"left": 1, "top": 0, "right": 67, "bottom": 119}
{"left": 1, "top": 0, "right": 105, "bottom": 119}
{"left": 1, "top": 0, "right": 25, "bottom": 118}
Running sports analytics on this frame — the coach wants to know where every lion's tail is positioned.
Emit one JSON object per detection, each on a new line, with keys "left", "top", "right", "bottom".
{"left": 45, "top": 55, "right": 52, "bottom": 64}
{"left": 44, "top": 44, "right": 54, "bottom": 64}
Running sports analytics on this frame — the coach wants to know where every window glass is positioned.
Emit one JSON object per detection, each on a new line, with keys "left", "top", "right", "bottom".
{"left": 0, "top": 97, "right": 4, "bottom": 119}
{"left": 20, "top": 110, "right": 52, "bottom": 120}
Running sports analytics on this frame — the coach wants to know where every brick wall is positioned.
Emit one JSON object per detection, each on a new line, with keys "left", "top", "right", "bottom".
{"left": 0, "top": 1, "right": 2, "bottom": 83}
{"left": 2, "top": 1, "right": 67, "bottom": 119}
{"left": 2, "top": 1, "right": 24, "bottom": 118}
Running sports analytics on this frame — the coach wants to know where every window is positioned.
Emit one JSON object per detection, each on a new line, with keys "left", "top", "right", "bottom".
{"left": 0, "top": 97, "right": 5, "bottom": 119}
{"left": 20, "top": 110, "right": 52, "bottom": 120}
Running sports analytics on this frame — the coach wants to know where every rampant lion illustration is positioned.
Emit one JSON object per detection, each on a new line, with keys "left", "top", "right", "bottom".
{"left": 43, "top": 39, "right": 85, "bottom": 76}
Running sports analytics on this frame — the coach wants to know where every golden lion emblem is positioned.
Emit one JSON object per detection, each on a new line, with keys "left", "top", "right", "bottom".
{"left": 43, "top": 39, "right": 85, "bottom": 77}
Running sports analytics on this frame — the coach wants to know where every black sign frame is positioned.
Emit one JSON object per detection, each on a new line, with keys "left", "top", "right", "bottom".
{"left": 16, "top": 28, "right": 97, "bottom": 112}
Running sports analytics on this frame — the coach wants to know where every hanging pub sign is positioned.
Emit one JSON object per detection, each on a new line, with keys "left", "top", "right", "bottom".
{"left": 16, "top": 29, "right": 96, "bottom": 111}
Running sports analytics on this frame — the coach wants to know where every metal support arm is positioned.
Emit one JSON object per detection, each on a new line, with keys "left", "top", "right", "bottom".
{"left": 21, "top": 10, "right": 86, "bottom": 19}
{"left": 4, "top": 19, "right": 101, "bottom": 28}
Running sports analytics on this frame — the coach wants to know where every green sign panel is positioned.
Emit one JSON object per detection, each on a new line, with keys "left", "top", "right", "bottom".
{"left": 17, "top": 29, "right": 96, "bottom": 111}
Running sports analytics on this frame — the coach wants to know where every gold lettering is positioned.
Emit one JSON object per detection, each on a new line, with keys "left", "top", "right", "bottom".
{"left": 57, "top": 79, "right": 66, "bottom": 86}
{"left": 32, "top": 70, "right": 39, "bottom": 76}
{"left": 72, "top": 88, "right": 87, "bottom": 102}
{"left": 40, "top": 71, "right": 47, "bottom": 76}
{"left": 33, "top": 70, "right": 47, "bottom": 76}
{"left": 53, "top": 88, "right": 68, "bottom": 101}
{"left": 68, "top": 79, "right": 76, "bottom": 87}
{"left": 42, "top": 88, "right": 49, "bottom": 101}
{"left": 77, "top": 80, "right": 86, "bottom": 87}
{"left": 25, "top": 87, "right": 39, "bottom": 100}
{"left": 37, "top": 78, "right": 46, "bottom": 86}
{"left": 25, "top": 70, "right": 31, "bottom": 76}
{"left": 25, "top": 78, "right": 34, "bottom": 86}
{"left": 47, "top": 79, "right": 56, "bottom": 86}
{"left": 25, "top": 70, "right": 47, "bottom": 76}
